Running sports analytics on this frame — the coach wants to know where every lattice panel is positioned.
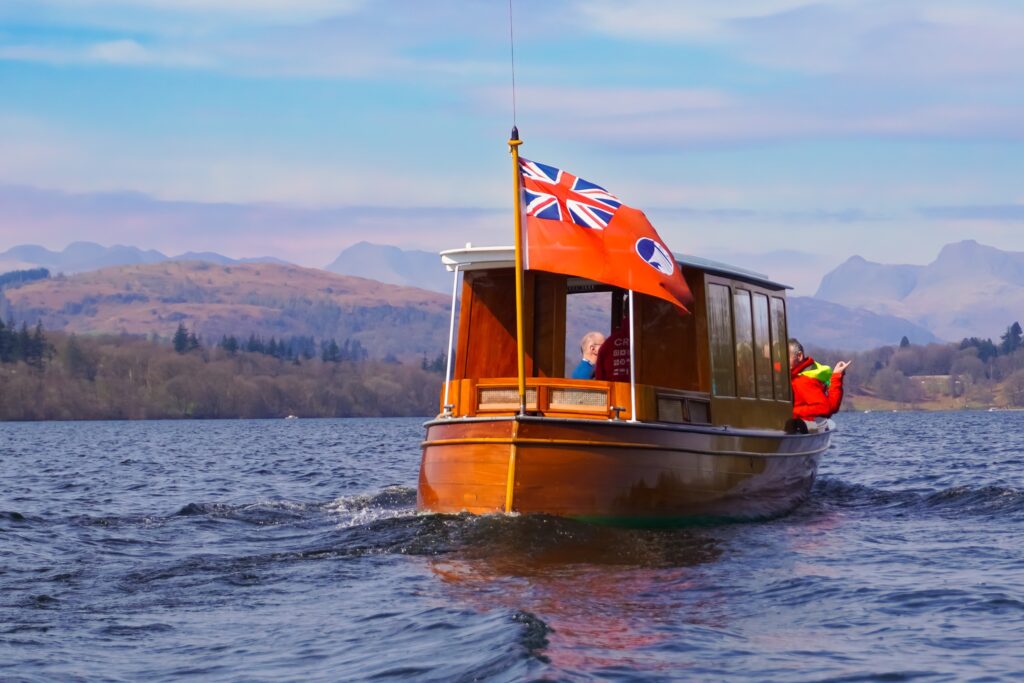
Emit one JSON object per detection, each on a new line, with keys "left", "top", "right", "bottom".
{"left": 479, "top": 387, "right": 537, "bottom": 405}
{"left": 550, "top": 388, "right": 608, "bottom": 407}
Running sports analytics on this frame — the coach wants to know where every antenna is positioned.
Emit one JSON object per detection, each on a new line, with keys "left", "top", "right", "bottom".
{"left": 508, "top": 0, "right": 517, "bottom": 128}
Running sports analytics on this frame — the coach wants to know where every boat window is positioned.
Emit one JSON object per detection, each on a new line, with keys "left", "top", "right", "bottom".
{"left": 770, "top": 296, "right": 790, "bottom": 400}
{"left": 752, "top": 293, "right": 773, "bottom": 399}
{"left": 707, "top": 283, "right": 735, "bottom": 396}
{"left": 563, "top": 290, "right": 612, "bottom": 377}
{"left": 733, "top": 289, "right": 756, "bottom": 398}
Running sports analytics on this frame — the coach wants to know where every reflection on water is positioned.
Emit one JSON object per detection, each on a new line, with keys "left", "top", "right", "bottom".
{"left": 426, "top": 515, "right": 724, "bottom": 672}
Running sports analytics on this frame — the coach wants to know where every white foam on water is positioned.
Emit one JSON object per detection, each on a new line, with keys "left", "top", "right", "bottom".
{"left": 325, "top": 486, "right": 418, "bottom": 528}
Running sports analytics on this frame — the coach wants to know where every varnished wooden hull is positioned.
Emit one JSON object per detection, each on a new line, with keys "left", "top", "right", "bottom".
{"left": 417, "top": 416, "right": 830, "bottom": 525}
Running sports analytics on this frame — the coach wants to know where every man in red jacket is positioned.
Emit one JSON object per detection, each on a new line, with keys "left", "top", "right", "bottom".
{"left": 595, "top": 311, "right": 631, "bottom": 382}
{"left": 789, "top": 338, "right": 850, "bottom": 420}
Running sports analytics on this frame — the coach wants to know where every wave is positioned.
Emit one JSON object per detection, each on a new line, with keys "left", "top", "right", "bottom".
{"left": 324, "top": 485, "right": 418, "bottom": 528}
{"left": 172, "top": 500, "right": 316, "bottom": 526}
{"left": 813, "top": 478, "right": 1024, "bottom": 517}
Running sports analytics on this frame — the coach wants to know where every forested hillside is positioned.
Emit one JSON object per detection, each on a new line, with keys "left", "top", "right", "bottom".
{"left": 0, "top": 330, "right": 442, "bottom": 420}
{"left": 0, "top": 260, "right": 450, "bottom": 360}
{"left": 811, "top": 322, "right": 1024, "bottom": 409}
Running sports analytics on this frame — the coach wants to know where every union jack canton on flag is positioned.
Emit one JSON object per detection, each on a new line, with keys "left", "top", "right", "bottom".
{"left": 520, "top": 159, "right": 622, "bottom": 230}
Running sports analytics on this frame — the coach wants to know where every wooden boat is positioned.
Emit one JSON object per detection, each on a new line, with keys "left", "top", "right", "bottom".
{"left": 417, "top": 245, "right": 833, "bottom": 525}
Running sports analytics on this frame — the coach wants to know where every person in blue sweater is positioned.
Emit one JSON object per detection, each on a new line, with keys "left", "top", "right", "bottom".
{"left": 570, "top": 331, "right": 605, "bottom": 379}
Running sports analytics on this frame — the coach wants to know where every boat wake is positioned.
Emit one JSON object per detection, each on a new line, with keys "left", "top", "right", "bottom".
{"left": 325, "top": 484, "right": 418, "bottom": 528}
{"left": 813, "top": 477, "right": 1024, "bottom": 518}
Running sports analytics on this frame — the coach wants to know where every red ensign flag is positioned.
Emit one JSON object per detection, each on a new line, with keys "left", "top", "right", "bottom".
{"left": 519, "top": 158, "right": 692, "bottom": 311}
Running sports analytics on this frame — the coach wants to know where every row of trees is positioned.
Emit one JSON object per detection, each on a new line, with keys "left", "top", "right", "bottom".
{"left": 0, "top": 319, "right": 50, "bottom": 367}
{"left": 0, "top": 329, "right": 443, "bottom": 420}
{"left": 813, "top": 321, "right": 1024, "bottom": 407}
{"left": 171, "top": 323, "right": 372, "bottom": 364}
{"left": 0, "top": 267, "right": 49, "bottom": 289}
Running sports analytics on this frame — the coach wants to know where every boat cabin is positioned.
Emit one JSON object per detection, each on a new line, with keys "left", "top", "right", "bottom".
{"left": 440, "top": 246, "right": 792, "bottom": 430}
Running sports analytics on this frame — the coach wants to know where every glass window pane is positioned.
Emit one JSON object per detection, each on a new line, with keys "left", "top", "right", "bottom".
{"left": 753, "top": 293, "right": 773, "bottom": 399}
{"left": 733, "top": 290, "right": 755, "bottom": 398}
{"left": 770, "top": 297, "right": 790, "bottom": 400}
{"left": 707, "top": 283, "right": 735, "bottom": 396}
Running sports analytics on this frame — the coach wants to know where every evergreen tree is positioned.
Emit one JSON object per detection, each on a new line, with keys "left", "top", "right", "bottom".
{"left": 187, "top": 331, "right": 201, "bottom": 351}
{"left": 899, "top": 336, "right": 911, "bottom": 348}
{"left": 0, "top": 318, "right": 8, "bottom": 362}
{"left": 221, "top": 335, "right": 239, "bottom": 355}
{"left": 246, "top": 333, "right": 263, "bottom": 354}
{"left": 429, "top": 352, "right": 446, "bottom": 373}
{"left": 298, "top": 336, "right": 315, "bottom": 360}
{"left": 322, "top": 339, "right": 341, "bottom": 363}
{"left": 27, "top": 322, "right": 47, "bottom": 368}
{"left": 173, "top": 323, "right": 189, "bottom": 353}
{"left": 340, "top": 338, "right": 367, "bottom": 361}
{"left": 15, "top": 322, "right": 30, "bottom": 362}
{"left": 960, "top": 337, "right": 999, "bottom": 363}
{"left": 1000, "top": 322, "right": 1022, "bottom": 355}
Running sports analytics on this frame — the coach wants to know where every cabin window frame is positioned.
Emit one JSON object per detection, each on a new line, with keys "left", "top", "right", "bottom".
{"left": 752, "top": 292, "right": 774, "bottom": 399}
{"left": 732, "top": 288, "right": 756, "bottom": 399}
{"left": 706, "top": 282, "right": 736, "bottom": 397}
{"left": 705, "top": 275, "right": 790, "bottom": 403}
{"left": 770, "top": 295, "right": 790, "bottom": 401}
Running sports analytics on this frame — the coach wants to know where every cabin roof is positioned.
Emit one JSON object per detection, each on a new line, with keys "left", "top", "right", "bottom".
{"left": 440, "top": 245, "right": 791, "bottom": 290}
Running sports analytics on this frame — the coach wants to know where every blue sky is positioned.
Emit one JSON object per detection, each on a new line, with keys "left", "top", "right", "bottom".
{"left": 1, "top": 0, "right": 1022, "bottom": 293}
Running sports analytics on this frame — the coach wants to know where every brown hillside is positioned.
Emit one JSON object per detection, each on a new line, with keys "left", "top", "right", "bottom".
{"left": 1, "top": 261, "right": 452, "bottom": 359}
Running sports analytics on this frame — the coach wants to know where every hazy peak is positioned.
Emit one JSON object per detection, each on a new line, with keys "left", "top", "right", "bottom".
{"left": 0, "top": 242, "right": 288, "bottom": 275}
{"left": 325, "top": 242, "right": 449, "bottom": 294}
{"left": 813, "top": 240, "right": 1024, "bottom": 339}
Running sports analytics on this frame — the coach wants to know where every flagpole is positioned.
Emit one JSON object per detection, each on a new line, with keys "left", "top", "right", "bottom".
{"left": 441, "top": 263, "right": 460, "bottom": 417}
{"left": 509, "top": 126, "right": 527, "bottom": 415}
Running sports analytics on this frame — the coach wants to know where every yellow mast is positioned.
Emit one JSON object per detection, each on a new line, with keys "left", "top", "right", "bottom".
{"left": 509, "top": 126, "right": 527, "bottom": 415}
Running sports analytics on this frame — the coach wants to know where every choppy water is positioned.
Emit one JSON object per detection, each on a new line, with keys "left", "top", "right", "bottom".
{"left": 2, "top": 412, "right": 1024, "bottom": 682}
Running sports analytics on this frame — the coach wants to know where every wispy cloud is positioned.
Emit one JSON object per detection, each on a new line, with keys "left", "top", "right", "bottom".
{"left": 6, "top": 0, "right": 366, "bottom": 25}
{"left": 577, "top": 1, "right": 1024, "bottom": 81}
{"left": 0, "top": 0, "right": 508, "bottom": 79}
{"left": 480, "top": 84, "right": 1024, "bottom": 148}
{"left": 574, "top": 0, "right": 832, "bottom": 39}
{"left": 0, "top": 38, "right": 210, "bottom": 68}
{"left": 920, "top": 204, "right": 1024, "bottom": 221}
{"left": 0, "top": 112, "right": 509, "bottom": 206}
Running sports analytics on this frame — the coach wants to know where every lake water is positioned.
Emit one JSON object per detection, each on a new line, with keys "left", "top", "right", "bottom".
{"left": 2, "top": 412, "right": 1024, "bottom": 681}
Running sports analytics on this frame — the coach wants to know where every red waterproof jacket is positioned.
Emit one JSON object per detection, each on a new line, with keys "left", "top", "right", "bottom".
{"left": 791, "top": 356, "right": 844, "bottom": 420}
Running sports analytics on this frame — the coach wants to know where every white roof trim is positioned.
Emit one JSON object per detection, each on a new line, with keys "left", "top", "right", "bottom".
{"left": 439, "top": 245, "right": 790, "bottom": 289}
{"left": 440, "top": 245, "right": 514, "bottom": 271}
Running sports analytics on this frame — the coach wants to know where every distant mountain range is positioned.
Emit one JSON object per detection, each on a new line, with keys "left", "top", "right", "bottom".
{"left": 3, "top": 238, "right": 1021, "bottom": 352}
{"left": 0, "top": 241, "right": 290, "bottom": 275}
{"left": 787, "top": 296, "right": 939, "bottom": 351}
{"left": 0, "top": 240, "right": 454, "bottom": 293}
{"left": 815, "top": 240, "right": 1024, "bottom": 341}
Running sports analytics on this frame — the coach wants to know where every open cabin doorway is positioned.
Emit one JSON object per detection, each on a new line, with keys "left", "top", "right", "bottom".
{"left": 563, "top": 284, "right": 614, "bottom": 378}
